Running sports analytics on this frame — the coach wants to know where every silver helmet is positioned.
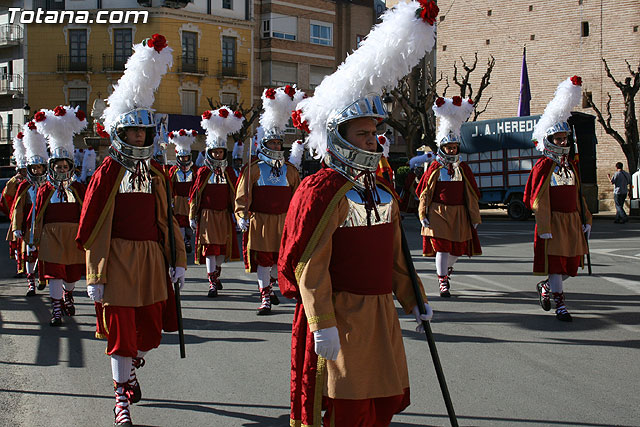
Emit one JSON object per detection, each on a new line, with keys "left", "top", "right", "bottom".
{"left": 542, "top": 121, "right": 572, "bottom": 164}
{"left": 48, "top": 146, "right": 74, "bottom": 184}
{"left": 258, "top": 129, "right": 285, "bottom": 168}
{"left": 325, "top": 95, "right": 386, "bottom": 190}
{"left": 109, "top": 108, "right": 156, "bottom": 165}
{"left": 436, "top": 132, "right": 461, "bottom": 165}
{"left": 204, "top": 147, "right": 228, "bottom": 171}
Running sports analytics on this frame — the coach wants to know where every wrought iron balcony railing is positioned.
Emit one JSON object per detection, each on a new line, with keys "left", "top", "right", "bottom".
{"left": 0, "top": 25, "right": 23, "bottom": 46}
{"left": 0, "top": 74, "right": 23, "bottom": 95}
{"left": 57, "top": 54, "right": 93, "bottom": 72}
{"left": 177, "top": 56, "right": 208, "bottom": 75}
{"left": 102, "top": 54, "right": 130, "bottom": 72}
{"left": 217, "top": 61, "right": 248, "bottom": 79}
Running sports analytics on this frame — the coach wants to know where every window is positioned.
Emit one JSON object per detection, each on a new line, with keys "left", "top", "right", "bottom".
{"left": 262, "top": 60, "right": 297, "bottom": 86}
{"left": 634, "top": 26, "right": 639, "bottom": 33}
{"left": 442, "top": 45, "right": 447, "bottom": 51}
{"left": 69, "top": 88, "right": 88, "bottom": 118}
{"left": 487, "top": 10, "right": 492, "bottom": 16}
{"left": 581, "top": 21, "right": 589, "bottom": 37}
{"left": 69, "top": 29, "right": 87, "bottom": 71}
{"left": 222, "top": 0, "right": 232, "bottom": 9}
{"left": 529, "top": 5, "right": 533, "bottom": 11}
{"left": 182, "top": 31, "right": 197, "bottom": 72}
{"left": 310, "top": 21, "right": 332, "bottom": 46}
{"left": 582, "top": 91, "right": 593, "bottom": 108}
{"left": 309, "top": 65, "right": 332, "bottom": 89}
{"left": 356, "top": 34, "right": 365, "bottom": 48}
{"left": 113, "top": 29, "right": 132, "bottom": 70}
{"left": 440, "top": 15, "right": 445, "bottom": 22}
{"left": 530, "top": 34, "right": 535, "bottom": 40}
{"left": 182, "top": 90, "right": 197, "bottom": 116}
{"left": 222, "top": 36, "right": 236, "bottom": 73}
{"left": 32, "top": 0, "right": 65, "bottom": 10}
{"left": 262, "top": 14, "right": 297, "bottom": 40}
{"left": 221, "top": 93, "right": 237, "bottom": 105}
{"left": 486, "top": 39, "right": 490, "bottom": 45}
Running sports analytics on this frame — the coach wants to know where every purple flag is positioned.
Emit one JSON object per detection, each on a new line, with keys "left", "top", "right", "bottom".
{"left": 518, "top": 47, "right": 531, "bottom": 116}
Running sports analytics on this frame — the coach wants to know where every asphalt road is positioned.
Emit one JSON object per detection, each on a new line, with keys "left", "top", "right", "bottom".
{"left": 0, "top": 215, "right": 638, "bottom": 427}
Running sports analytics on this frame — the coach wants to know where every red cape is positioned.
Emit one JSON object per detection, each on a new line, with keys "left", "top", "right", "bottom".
{"left": 524, "top": 156, "right": 558, "bottom": 210}
{"left": 0, "top": 174, "right": 24, "bottom": 217}
{"left": 189, "top": 165, "right": 240, "bottom": 264}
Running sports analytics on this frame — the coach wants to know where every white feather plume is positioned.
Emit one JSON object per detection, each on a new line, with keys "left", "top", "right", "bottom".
{"left": 34, "top": 106, "right": 87, "bottom": 156}
{"left": 169, "top": 129, "right": 197, "bottom": 154}
{"left": 288, "top": 139, "right": 305, "bottom": 169}
{"left": 260, "top": 86, "right": 305, "bottom": 132}
{"left": 22, "top": 123, "right": 49, "bottom": 163}
{"left": 433, "top": 98, "right": 474, "bottom": 145}
{"left": 102, "top": 36, "right": 173, "bottom": 133}
{"left": 532, "top": 76, "right": 582, "bottom": 151}
{"left": 12, "top": 133, "right": 27, "bottom": 166}
{"left": 201, "top": 107, "right": 245, "bottom": 149}
{"left": 80, "top": 149, "right": 97, "bottom": 182}
{"left": 298, "top": 1, "right": 437, "bottom": 158}
{"left": 409, "top": 152, "right": 435, "bottom": 169}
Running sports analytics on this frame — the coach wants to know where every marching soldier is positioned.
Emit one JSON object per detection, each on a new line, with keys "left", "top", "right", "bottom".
{"left": 168, "top": 129, "right": 198, "bottom": 254}
{"left": 3, "top": 133, "right": 28, "bottom": 277}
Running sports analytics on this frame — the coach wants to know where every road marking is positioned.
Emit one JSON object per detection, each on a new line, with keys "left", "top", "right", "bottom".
{"left": 598, "top": 275, "right": 640, "bottom": 294}
{"left": 590, "top": 248, "right": 640, "bottom": 261}
{"left": 465, "top": 274, "right": 522, "bottom": 292}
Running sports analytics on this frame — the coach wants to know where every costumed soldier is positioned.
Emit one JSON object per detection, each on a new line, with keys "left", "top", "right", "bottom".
{"left": 416, "top": 96, "right": 482, "bottom": 297}
{"left": 524, "top": 76, "right": 591, "bottom": 322}
{"left": 188, "top": 107, "right": 243, "bottom": 297}
{"left": 235, "top": 86, "right": 303, "bottom": 315}
{"left": 33, "top": 105, "right": 88, "bottom": 326}
{"left": 232, "top": 141, "right": 244, "bottom": 175}
{"left": 12, "top": 121, "right": 49, "bottom": 296}
{"left": 75, "top": 34, "right": 186, "bottom": 427}
{"left": 3, "top": 133, "right": 28, "bottom": 277}
{"left": 168, "top": 129, "right": 198, "bottom": 254}
{"left": 278, "top": 2, "right": 438, "bottom": 425}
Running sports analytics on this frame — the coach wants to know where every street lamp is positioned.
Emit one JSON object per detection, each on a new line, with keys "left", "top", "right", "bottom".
{"left": 382, "top": 92, "right": 394, "bottom": 114}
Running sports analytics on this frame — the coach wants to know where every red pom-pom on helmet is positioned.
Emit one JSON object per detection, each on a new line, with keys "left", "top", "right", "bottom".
{"left": 418, "top": 0, "right": 439, "bottom": 26}
{"left": 219, "top": 108, "right": 229, "bottom": 118}
{"left": 284, "top": 85, "right": 296, "bottom": 99}
{"left": 34, "top": 111, "right": 46, "bottom": 122}
{"left": 265, "top": 88, "right": 276, "bottom": 100}
{"left": 202, "top": 110, "right": 212, "bottom": 120}
{"left": 179, "top": 129, "right": 187, "bottom": 136}
{"left": 96, "top": 123, "right": 110, "bottom": 138}
{"left": 570, "top": 75, "right": 582, "bottom": 86}
{"left": 54, "top": 106, "right": 67, "bottom": 116}
{"left": 452, "top": 96, "right": 462, "bottom": 106}
{"left": 291, "top": 109, "right": 310, "bottom": 133}
{"left": 468, "top": 99, "right": 474, "bottom": 105}
{"left": 147, "top": 34, "right": 168, "bottom": 53}
{"left": 435, "top": 97, "right": 445, "bottom": 107}
{"left": 168, "top": 132, "right": 175, "bottom": 139}
{"left": 28, "top": 121, "right": 37, "bottom": 130}
{"left": 192, "top": 130, "right": 198, "bottom": 136}
{"left": 76, "top": 110, "right": 86, "bottom": 121}
{"left": 17, "top": 132, "right": 24, "bottom": 139}
{"left": 234, "top": 111, "right": 243, "bottom": 119}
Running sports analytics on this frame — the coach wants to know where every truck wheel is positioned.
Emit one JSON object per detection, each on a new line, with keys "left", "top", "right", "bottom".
{"left": 508, "top": 199, "right": 529, "bottom": 220}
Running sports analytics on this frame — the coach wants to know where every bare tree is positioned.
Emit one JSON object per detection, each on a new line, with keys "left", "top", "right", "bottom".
{"left": 386, "top": 59, "right": 445, "bottom": 155}
{"left": 385, "top": 52, "right": 496, "bottom": 157}
{"left": 206, "top": 97, "right": 261, "bottom": 145}
{"left": 452, "top": 53, "right": 496, "bottom": 121}
{"left": 586, "top": 58, "right": 640, "bottom": 173}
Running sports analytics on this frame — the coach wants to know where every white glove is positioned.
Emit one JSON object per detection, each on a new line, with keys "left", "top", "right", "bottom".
{"left": 87, "top": 284, "right": 104, "bottom": 302}
{"left": 473, "top": 223, "right": 479, "bottom": 229}
{"left": 582, "top": 224, "right": 591, "bottom": 239}
{"left": 412, "top": 304, "right": 433, "bottom": 333}
{"left": 27, "top": 245, "right": 36, "bottom": 253}
{"left": 313, "top": 326, "right": 341, "bottom": 360}
{"left": 13, "top": 230, "right": 23, "bottom": 239}
{"left": 539, "top": 233, "right": 553, "bottom": 239}
{"left": 169, "top": 266, "right": 186, "bottom": 290}
{"left": 189, "top": 219, "right": 197, "bottom": 231}
{"left": 420, "top": 218, "right": 429, "bottom": 228}
{"left": 238, "top": 217, "right": 250, "bottom": 233}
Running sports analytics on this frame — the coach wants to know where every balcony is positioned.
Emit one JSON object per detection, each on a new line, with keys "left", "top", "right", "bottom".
{"left": 217, "top": 61, "right": 248, "bottom": 79}
{"left": 0, "top": 74, "right": 23, "bottom": 96}
{"left": 102, "top": 54, "right": 130, "bottom": 72}
{"left": 0, "top": 25, "right": 23, "bottom": 47}
{"left": 57, "top": 54, "right": 93, "bottom": 73}
{"left": 0, "top": 125, "right": 24, "bottom": 144}
{"left": 177, "top": 56, "right": 208, "bottom": 75}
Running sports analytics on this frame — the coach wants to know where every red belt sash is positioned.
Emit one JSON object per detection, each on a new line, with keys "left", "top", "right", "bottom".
{"left": 550, "top": 185, "right": 577, "bottom": 213}
{"left": 200, "top": 183, "right": 229, "bottom": 211}
{"left": 250, "top": 186, "right": 292, "bottom": 214}
{"left": 44, "top": 202, "right": 80, "bottom": 224}
{"left": 173, "top": 181, "right": 192, "bottom": 197}
{"left": 112, "top": 193, "right": 159, "bottom": 241}
{"left": 433, "top": 181, "right": 464, "bottom": 205}
{"left": 329, "top": 222, "right": 393, "bottom": 295}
